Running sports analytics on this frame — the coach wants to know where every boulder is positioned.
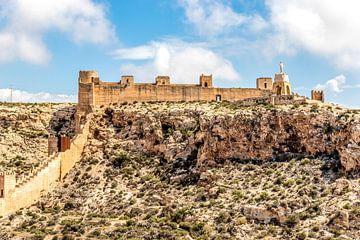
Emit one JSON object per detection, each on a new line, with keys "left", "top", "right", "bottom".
{"left": 334, "top": 179, "right": 351, "bottom": 195}
{"left": 242, "top": 205, "right": 287, "bottom": 224}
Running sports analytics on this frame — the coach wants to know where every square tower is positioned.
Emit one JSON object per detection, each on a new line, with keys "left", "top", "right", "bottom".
{"left": 311, "top": 90, "right": 325, "bottom": 102}
{"left": 256, "top": 78, "right": 273, "bottom": 90}
{"left": 155, "top": 76, "right": 170, "bottom": 85}
{"left": 120, "top": 76, "right": 134, "bottom": 86}
{"left": 200, "top": 74, "right": 213, "bottom": 88}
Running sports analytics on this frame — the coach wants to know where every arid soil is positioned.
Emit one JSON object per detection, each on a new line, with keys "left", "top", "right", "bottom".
{"left": 0, "top": 101, "right": 359, "bottom": 240}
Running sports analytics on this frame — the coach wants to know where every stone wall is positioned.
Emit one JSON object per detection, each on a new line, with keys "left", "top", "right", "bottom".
{"left": 90, "top": 83, "right": 269, "bottom": 106}
{"left": 60, "top": 121, "right": 90, "bottom": 179}
{"left": 0, "top": 119, "right": 90, "bottom": 217}
{"left": 6, "top": 157, "right": 61, "bottom": 215}
{"left": 77, "top": 70, "right": 271, "bottom": 114}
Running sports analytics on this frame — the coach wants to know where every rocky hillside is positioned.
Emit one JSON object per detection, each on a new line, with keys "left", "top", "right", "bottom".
{"left": 0, "top": 101, "right": 359, "bottom": 239}
{"left": 103, "top": 101, "right": 359, "bottom": 173}
{"left": 0, "top": 103, "right": 75, "bottom": 176}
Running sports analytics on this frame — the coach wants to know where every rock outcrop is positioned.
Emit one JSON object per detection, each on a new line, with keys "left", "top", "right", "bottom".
{"left": 93, "top": 102, "right": 360, "bottom": 173}
{"left": 242, "top": 205, "right": 288, "bottom": 224}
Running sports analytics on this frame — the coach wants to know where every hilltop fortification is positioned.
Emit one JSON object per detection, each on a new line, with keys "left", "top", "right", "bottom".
{"left": 76, "top": 63, "right": 300, "bottom": 116}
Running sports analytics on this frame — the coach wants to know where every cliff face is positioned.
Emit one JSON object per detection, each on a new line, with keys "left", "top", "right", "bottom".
{"left": 96, "top": 102, "right": 359, "bottom": 175}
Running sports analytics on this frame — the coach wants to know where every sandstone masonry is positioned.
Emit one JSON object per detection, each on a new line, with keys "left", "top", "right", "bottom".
{"left": 76, "top": 63, "right": 300, "bottom": 119}
{"left": 0, "top": 116, "right": 91, "bottom": 216}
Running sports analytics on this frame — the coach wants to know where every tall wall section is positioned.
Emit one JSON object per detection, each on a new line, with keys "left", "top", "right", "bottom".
{"left": 60, "top": 120, "right": 90, "bottom": 179}
{"left": 0, "top": 119, "right": 91, "bottom": 217}
{"left": 92, "top": 83, "right": 269, "bottom": 105}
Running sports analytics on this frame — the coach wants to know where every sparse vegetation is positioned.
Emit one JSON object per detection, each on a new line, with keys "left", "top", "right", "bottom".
{"left": 0, "top": 102, "right": 359, "bottom": 239}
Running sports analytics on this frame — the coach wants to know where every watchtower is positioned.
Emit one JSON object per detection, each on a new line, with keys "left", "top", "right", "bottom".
{"left": 272, "top": 62, "right": 292, "bottom": 96}
{"left": 256, "top": 77, "right": 273, "bottom": 90}
{"left": 120, "top": 75, "right": 134, "bottom": 86}
{"left": 200, "top": 74, "right": 213, "bottom": 88}
{"left": 311, "top": 90, "right": 325, "bottom": 102}
{"left": 78, "top": 71, "right": 99, "bottom": 84}
{"left": 155, "top": 76, "right": 170, "bottom": 85}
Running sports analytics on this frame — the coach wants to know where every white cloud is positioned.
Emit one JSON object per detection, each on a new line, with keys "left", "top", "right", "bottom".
{"left": 315, "top": 75, "right": 346, "bottom": 93}
{"left": 0, "top": 0, "right": 115, "bottom": 64}
{"left": 114, "top": 46, "right": 155, "bottom": 60}
{"left": 178, "top": 0, "right": 267, "bottom": 36}
{"left": 114, "top": 40, "right": 240, "bottom": 84}
{"left": 179, "top": 0, "right": 360, "bottom": 71}
{"left": 0, "top": 88, "right": 76, "bottom": 103}
{"left": 266, "top": 0, "right": 360, "bottom": 69}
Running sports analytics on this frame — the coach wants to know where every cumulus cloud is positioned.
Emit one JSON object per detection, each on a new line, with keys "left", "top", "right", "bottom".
{"left": 178, "top": 0, "right": 267, "bottom": 36}
{"left": 114, "top": 40, "right": 240, "bottom": 83}
{"left": 178, "top": 0, "right": 360, "bottom": 71}
{"left": 0, "top": 88, "right": 76, "bottom": 103}
{"left": 0, "top": 0, "right": 115, "bottom": 64}
{"left": 265, "top": 0, "right": 360, "bottom": 69}
{"left": 314, "top": 75, "right": 346, "bottom": 93}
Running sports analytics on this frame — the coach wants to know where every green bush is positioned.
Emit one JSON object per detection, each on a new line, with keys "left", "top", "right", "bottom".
{"left": 112, "top": 153, "right": 131, "bottom": 168}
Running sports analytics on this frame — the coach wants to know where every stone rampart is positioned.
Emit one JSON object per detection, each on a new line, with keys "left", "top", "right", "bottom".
{"left": 0, "top": 118, "right": 91, "bottom": 217}
{"left": 92, "top": 83, "right": 269, "bottom": 106}
{"left": 60, "top": 120, "right": 90, "bottom": 179}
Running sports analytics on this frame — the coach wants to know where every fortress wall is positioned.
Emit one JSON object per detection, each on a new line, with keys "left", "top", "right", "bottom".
{"left": 216, "top": 88, "right": 267, "bottom": 100}
{"left": 7, "top": 157, "right": 61, "bottom": 215}
{"left": 60, "top": 120, "right": 90, "bottom": 179}
{"left": 92, "top": 83, "right": 268, "bottom": 105}
{"left": 0, "top": 119, "right": 91, "bottom": 216}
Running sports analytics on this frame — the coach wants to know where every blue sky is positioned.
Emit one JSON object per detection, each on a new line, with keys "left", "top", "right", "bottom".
{"left": 0, "top": 0, "right": 359, "bottom": 107}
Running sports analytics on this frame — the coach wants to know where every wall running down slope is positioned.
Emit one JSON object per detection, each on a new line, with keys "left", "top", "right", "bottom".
{"left": 0, "top": 119, "right": 91, "bottom": 216}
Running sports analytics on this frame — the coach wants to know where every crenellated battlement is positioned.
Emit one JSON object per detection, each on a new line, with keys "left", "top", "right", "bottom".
{"left": 0, "top": 117, "right": 91, "bottom": 216}
{"left": 0, "top": 171, "right": 15, "bottom": 177}
{"left": 14, "top": 158, "right": 53, "bottom": 187}
{"left": 311, "top": 90, "right": 325, "bottom": 103}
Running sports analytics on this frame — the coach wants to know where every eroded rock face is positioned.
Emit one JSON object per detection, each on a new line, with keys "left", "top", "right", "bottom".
{"left": 92, "top": 103, "right": 360, "bottom": 173}
{"left": 242, "top": 205, "right": 288, "bottom": 224}
{"left": 334, "top": 178, "right": 352, "bottom": 195}
{"left": 48, "top": 106, "right": 76, "bottom": 137}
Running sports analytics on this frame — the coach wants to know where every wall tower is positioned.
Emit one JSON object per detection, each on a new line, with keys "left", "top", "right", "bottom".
{"left": 155, "top": 76, "right": 171, "bottom": 85}
{"left": 256, "top": 77, "right": 273, "bottom": 90}
{"left": 200, "top": 74, "right": 213, "bottom": 88}
{"left": 120, "top": 76, "right": 134, "bottom": 86}
{"left": 311, "top": 90, "right": 325, "bottom": 102}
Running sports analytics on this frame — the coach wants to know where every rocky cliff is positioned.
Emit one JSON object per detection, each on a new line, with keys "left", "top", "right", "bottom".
{"left": 96, "top": 102, "right": 360, "bottom": 175}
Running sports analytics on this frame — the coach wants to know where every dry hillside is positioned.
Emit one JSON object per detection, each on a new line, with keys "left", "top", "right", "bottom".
{"left": 0, "top": 103, "right": 75, "bottom": 177}
{"left": 0, "top": 101, "right": 359, "bottom": 240}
